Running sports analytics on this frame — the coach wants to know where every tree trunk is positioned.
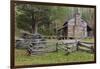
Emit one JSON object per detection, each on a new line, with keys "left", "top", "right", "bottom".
{"left": 31, "top": 13, "right": 38, "bottom": 34}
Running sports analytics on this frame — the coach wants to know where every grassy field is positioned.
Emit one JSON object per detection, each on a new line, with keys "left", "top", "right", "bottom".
{"left": 15, "top": 49, "right": 94, "bottom": 66}
{"left": 81, "top": 38, "right": 94, "bottom": 42}
{"left": 15, "top": 38, "right": 95, "bottom": 66}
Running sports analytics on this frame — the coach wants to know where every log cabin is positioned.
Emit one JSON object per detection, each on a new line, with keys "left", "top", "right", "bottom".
{"left": 57, "top": 13, "right": 92, "bottom": 39}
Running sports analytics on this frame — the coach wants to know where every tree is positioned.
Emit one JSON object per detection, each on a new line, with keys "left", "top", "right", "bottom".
{"left": 15, "top": 3, "right": 95, "bottom": 37}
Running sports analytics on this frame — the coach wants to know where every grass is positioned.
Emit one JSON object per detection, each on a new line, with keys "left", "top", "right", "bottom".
{"left": 15, "top": 49, "right": 94, "bottom": 66}
{"left": 81, "top": 38, "right": 94, "bottom": 42}
{"left": 15, "top": 38, "right": 95, "bottom": 66}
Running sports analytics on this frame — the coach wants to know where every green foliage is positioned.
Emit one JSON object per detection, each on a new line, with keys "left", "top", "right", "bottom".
{"left": 15, "top": 3, "right": 94, "bottom": 36}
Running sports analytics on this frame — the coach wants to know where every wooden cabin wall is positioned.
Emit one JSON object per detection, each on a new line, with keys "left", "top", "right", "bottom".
{"left": 67, "top": 14, "right": 88, "bottom": 39}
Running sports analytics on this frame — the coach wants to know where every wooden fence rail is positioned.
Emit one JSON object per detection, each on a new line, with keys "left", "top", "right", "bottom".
{"left": 16, "top": 38, "right": 95, "bottom": 55}
{"left": 77, "top": 41, "right": 94, "bottom": 53}
{"left": 56, "top": 40, "right": 95, "bottom": 54}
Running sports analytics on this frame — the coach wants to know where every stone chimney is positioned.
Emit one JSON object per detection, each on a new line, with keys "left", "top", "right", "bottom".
{"left": 75, "top": 13, "right": 81, "bottom": 25}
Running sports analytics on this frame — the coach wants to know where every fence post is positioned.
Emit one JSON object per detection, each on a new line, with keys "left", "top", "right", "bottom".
{"left": 76, "top": 41, "right": 79, "bottom": 51}
{"left": 56, "top": 42, "right": 58, "bottom": 52}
